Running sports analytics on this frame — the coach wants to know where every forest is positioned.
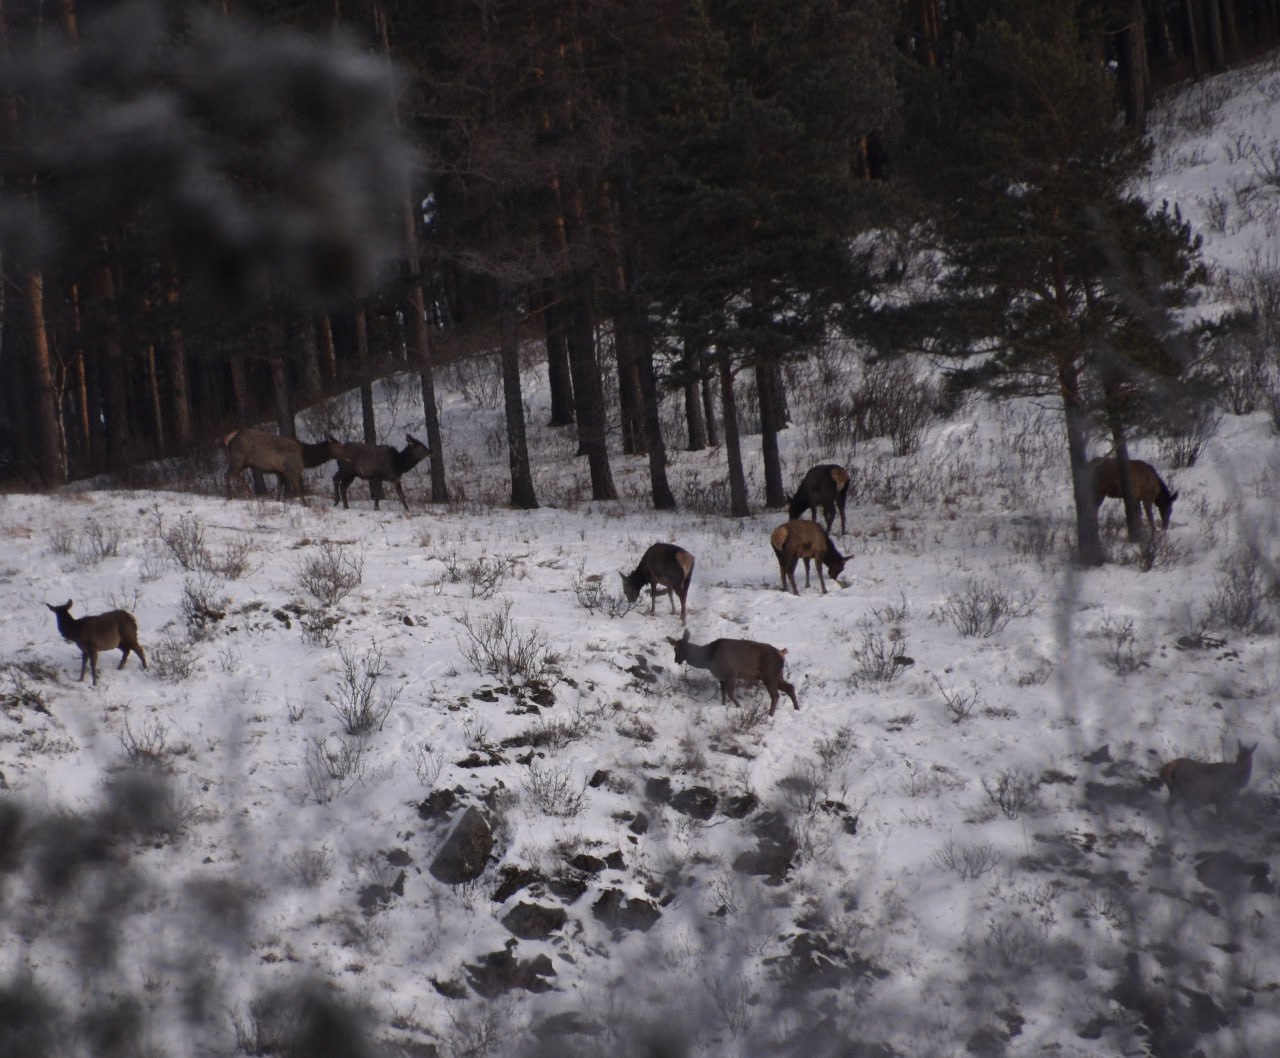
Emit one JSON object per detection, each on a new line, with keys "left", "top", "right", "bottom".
{"left": 2, "top": 0, "right": 1277, "bottom": 559}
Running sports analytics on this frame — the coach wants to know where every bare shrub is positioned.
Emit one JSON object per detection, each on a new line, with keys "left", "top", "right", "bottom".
{"left": 466, "top": 555, "right": 516, "bottom": 599}
{"left": 1157, "top": 395, "right": 1222, "bottom": 469}
{"left": 934, "top": 676, "right": 982, "bottom": 724}
{"left": 285, "top": 846, "right": 335, "bottom": 888}
{"left": 852, "top": 630, "right": 910, "bottom": 685}
{"left": 523, "top": 762, "right": 587, "bottom": 817}
{"left": 304, "top": 736, "right": 366, "bottom": 803}
{"left": 933, "top": 838, "right": 1002, "bottom": 880}
{"left": 852, "top": 358, "right": 939, "bottom": 455}
{"left": 455, "top": 599, "right": 562, "bottom": 683}
{"left": 119, "top": 718, "right": 170, "bottom": 767}
{"left": 150, "top": 632, "right": 197, "bottom": 682}
{"left": 328, "top": 645, "right": 401, "bottom": 736}
{"left": 181, "top": 573, "right": 229, "bottom": 641}
{"left": 572, "top": 571, "right": 638, "bottom": 618}
{"left": 943, "top": 579, "right": 1037, "bottom": 638}
{"left": 160, "top": 512, "right": 212, "bottom": 571}
{"left": 296, "top": 541, "right": 363, "bottom": 608}
{"left": 1206, "top": 546, "right": 1279, "bottom": 633}
{"left": 76, "top": 519, "right": 122, "bottom": 564}
{"left": 982, "top": 767, "right": 1040, "bottom": 820}
{"left": 1098, "top": 613, "right": 1148, "bottom": 675}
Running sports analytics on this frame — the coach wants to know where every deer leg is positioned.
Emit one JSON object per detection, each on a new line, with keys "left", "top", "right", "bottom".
{"left": 816, "top": 562, "right": 827, "bottom": 594}
{"left": 117, "top": 646, "right": 130, "bottom": 669}
{"left": 78, "top": 651, "right": 90, "bottom": 682}
{"left": 88, "top": 648, "right": 99, "bottom": 685}
{"left": 802, "top": 558, "right": 812, "bottom": 588}
{"left": 780, "top": 678, "right": 798, "bottom": 711}
{"left": 723, "top": 674, "right": 742, "bottom": 708}
{"left": 395, "top": 480, "right": 410, "bottom": 512}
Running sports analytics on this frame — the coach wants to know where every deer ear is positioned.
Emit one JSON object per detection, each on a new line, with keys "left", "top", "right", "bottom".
{"left": 65, "top": 599, "right": 72, "bottom": 609}
{"left": 681, "top": 629, "right": 690, "bottom": 642}
{"left": 665, "top": 637, "right": 679, "bottom": 646}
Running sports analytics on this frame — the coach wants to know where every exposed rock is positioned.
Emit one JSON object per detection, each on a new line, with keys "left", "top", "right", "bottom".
{"left": 493, "top": 866, "right": 543, "bottom": 903}
{"left": 722, "top": 792, "right": 759, "bottom": 819}
{"left": 644, "top": 776, "right": 672, "bottom": 804}
{"left": 429, "top": 806, "right": 492, "bottom": 885}
{"left": 416, "top": 787, "right": 460, "bottom": 822}
{"left": 385, "top": 847, "right": 411, "bottom": 867}
{"left": 502, "top": 902, "right": 567, "bottom": 939}
{"left": 533, "top": 1011, "right": 604, "bottom": 1040}
{"left": 765, "top": 931, "right": 889, "bottom": 993}
{"left": 431, "top": 977, "right": 467, "bottom": 1000}
{"left": 670, "top": 786, "right": 717, "bottom": 820}
{"left": 588, "top": 769, "right": 609, "bottom": 788}
{"left": 568, "top": 853, "right": 607, "bottom": 875}
{"left": 592, "top": 888, "right": 661, "bottom": 933}
{"left": 628, "top": 812, "right": 650, "bottom": 835}
{"left": 1195, "top": 850, "right": 1274, "bottom": 896}
{"left": 1083, "top": 780, "right": 1150, "bottom": 809}
{"left": 732, "top": 810, "right": 797, "bottom": 883}
{"left": 465, "top": 941, "right": 556, "bottom": 997}
{"left": 605, "top": 850, "right": 625, "bottom": 870}
{"left": 548, "top": 875, "right": 589, "bottom": 903}
{"left": 1082, "top": 744, "right": 1111, "bottom": 764}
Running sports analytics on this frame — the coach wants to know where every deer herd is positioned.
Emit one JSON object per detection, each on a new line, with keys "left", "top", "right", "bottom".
{"left": 43, "top": 433, "right": 1257, "bottom": 824}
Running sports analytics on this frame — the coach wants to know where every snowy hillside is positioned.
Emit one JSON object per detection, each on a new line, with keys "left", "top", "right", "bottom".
{"left": 3, "top": 53, "right": 1280, "bottom": 1058}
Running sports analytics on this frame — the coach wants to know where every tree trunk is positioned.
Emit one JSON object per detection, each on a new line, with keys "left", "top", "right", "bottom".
{"left": 408, "top": 283, "right": 449, "bottom": 502}
{"left": 166, "top": 269, "right": 193, "bottom": 449}
{"left": 1185, "top": 0, "right": 1206, "bottom": 77}
{"left": 1061, "top": 359, "right": 1105, "bottom": 566}
{"left": 702, "top": 373, "right": 719, "bottom": 446}
{"left": 615, "top": 321, "right": 645, "bottom": 455}
{"left": 25, "top": 271, "right": 66, "bottom": 485}
{"left": 499, "top": 280, "right": 538, "bottom": 509}
{"left": 94, "top": 254, "right": 129, "bottom": 471}
{"left": 564, "top": 274, "right": 616, "bottom": 500}
{"left": 317, "top": 312, "right": 338, "bottom": 385}
{"left": 634, "top": 326, "right": 675, "bottom": 509}
{"left": 684, "top": 376, "right": 707, "bottom": 451}
{"left": 146, "top": 344, "right": 166, "bottom": 456}
{"left": 718, "top": 358, "right": 750, "bottom": 517}
{"left": 355, "top": 305, "right": 383, "bottom": 503}
{"left": 1205, "top": 0, "right": 1227, "bottom": 70}
{"left": 541, "top": 281, "right": 575, "bottom": 427}
{"left": 1118, "top": 0, "right": 1148, "bottom": 130}
{"left": 755, "top": 360, "right": 787, "bottom": 508}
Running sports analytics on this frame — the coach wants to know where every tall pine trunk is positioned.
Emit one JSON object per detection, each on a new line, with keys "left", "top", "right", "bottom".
{"left": 499, "top": 279, "right": 538, "bottom": 509}
{"left": 718, "top": 359, "right": 749, "bottom": 517}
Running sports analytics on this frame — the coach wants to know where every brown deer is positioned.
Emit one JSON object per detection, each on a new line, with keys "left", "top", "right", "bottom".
{"left": 666, "top": 629, "right": 798, "bottom": 716}
{"left": 770, "top": 520, "right": 846, "bottom": 595}
{"left": 620, "top": 543, "right": 695, "bottom": 625}
{"left": 788, "top": 464, "right": 851, "bottom": 535}
{"left": 330, "top": 434, "right": 430, "bottom": 511}
{"left": 47, "top": 600, "right": 147, "bottom": 685}
{"left": 223, "top": 428, "right": 340, "bottom": 503}
{"left": 1089, "top": 457, "right": 1178, "bottom": 531}
{"left": 1159, "top": 741, "right": 1256, "bottom": 819}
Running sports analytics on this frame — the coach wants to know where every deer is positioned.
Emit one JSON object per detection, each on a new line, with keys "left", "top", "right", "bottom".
{"left": 223, "top": 428, "right": 339, "bottom": 503}
{"left": 770, "top": 519, "right": 846, "bottom": 595}
{"left": 329, "top": 434, "right": 430, "bottom": 512}
{"left": 788, "top": 464, "right": 851, "bottom": 535}
{"left": 1159, "top": 741, "right": 1256, "bottom": 820}
{"left": 1089, "top": 457, "right": 1179, "bottom": 532}
{"left": 620, "top": 543, "right": 695, "bottom": 625}
{"left": 666, "top": 629, "right": 798, "bottom": 716}
{"left": 46, "top": 600, "right": 147, "bottom": 685}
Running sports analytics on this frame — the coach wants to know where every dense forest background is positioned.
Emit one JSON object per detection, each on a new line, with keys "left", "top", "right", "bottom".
{"left": 1, "top": 0, "right": 1276, "bottom": 548}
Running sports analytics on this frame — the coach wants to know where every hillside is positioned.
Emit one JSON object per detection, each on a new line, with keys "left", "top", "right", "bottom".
{"left": 2, "top": 53, "right": 1280, "bottom": 1058}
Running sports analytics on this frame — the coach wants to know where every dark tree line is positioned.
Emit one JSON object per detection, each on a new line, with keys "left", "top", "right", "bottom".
{"left": 0, "top": 0, "right": 1270, "bottom": 534}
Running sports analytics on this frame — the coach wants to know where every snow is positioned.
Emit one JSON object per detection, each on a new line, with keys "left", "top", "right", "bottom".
{"left": 3, "top": 52, "right": 1280, "bottom": 1058}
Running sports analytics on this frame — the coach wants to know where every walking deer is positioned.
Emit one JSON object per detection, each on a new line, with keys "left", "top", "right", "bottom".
{"left": 1159, "top": 741, "right": 1256, "bottom": 820}
{"left": 330, "top": 434, "right": 430, "bottom": 512}
{"left": 47, "top": 600, "right": 147, "bottom": 685}
{"left": 666, "top": 629, "right": 798, "bottom": 716}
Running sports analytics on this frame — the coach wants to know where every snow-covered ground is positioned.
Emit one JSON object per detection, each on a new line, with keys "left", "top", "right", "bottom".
{"left": 3, "top": 52, "right": 1280, "bottom": 1058}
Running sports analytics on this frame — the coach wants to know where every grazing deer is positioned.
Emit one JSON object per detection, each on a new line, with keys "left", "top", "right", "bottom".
{"left": 620, "top": 543, "right": 695, "bottom": 625}
{"left": 47, "top": 600, "right": 147, "bottom": 685}
{"left": 789, "top": 464, "right": 851, "bottom": 535}
{"left": 330, "top": 434, "right": 430, "bottom": 512}
{"left": 770, "top": 520, "right": 846, "bottom": 595}
{"left": 666, "top": 629, "right": 798, "bottom": 716}
{"left": 1089, "top": 457, "right": 1178, "bottom": 532}
{"left": 1159, "top": 741, "right": 1256, "bottom": 819}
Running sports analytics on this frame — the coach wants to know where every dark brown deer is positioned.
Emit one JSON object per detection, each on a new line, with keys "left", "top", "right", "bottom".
{"left": 1089, "top": 457, "right": 1178, "bottom": 531}
{"left": 620, "top": 543, "right": 695, "bottom": 625}
{"left": 666, "top": 629, "right": 798, "bottom": 716}
{"left": 330, "top": 434, "right": 430, "bottom": 511}
{"left": 770, "top": 520, "right": 846, "bottom": 595}
{"left": 1159, "top": 741, "right": 1256, "bottom": 820}
{"left": 788, "top": 464, "right": 851, "bottom": 535}
{"left": 47, "top": 600, "right": 147, "bottom": 685}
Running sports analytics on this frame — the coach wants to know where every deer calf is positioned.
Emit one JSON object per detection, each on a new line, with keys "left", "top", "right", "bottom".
{"left": 620, "top": 543, "right": 695, "bottom": 624}
{"left": 330, "top": 434, "right": 430, "bottom": 512}
{"left": 47, "top": 600, "right": 147, "bottom": 685}
{"left": 770, "top": 520, "right": 846, "bottom": 595}
{"left": 788, "top": 464, "right": 851, "bottom": 535}
{"left": 666, "top": 629, "right": 798, "bottom": 716}
{"left": 1159, "top": 741, "right": 1256, "bottom": 819}
{"left": 224, "top": 428, "right": 334, "bottom": 503}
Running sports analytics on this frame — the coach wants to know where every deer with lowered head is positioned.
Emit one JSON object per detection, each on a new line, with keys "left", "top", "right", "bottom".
{"left": 1159, "top": 741, "right": 1256, "bottom": 820}
{"left": 47, "top": 600, "right": 147, "bottom": 685}
{"left": 329, "top": 434, "right": 430, "bottom": 512}
{"left": 666, "top": 629, "right": 798, "bottom": 716}
{"left": 620, "top": 543, "right": 695, "bottom": 625}
{"left": 789, "top": 463, "right": 851, "bottom": 536}
{"left": 770, "top": 519, "right": 846, "bottom": 595}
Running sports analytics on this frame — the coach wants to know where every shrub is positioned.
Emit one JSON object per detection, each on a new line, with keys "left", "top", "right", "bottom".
{"left": 455, "top": 599, "right": 562, "bottom": 684}
{"left": 328, "top": 645, "right": 401, "bottom": 737}
{"left": 304, "top": 736, "right": 366, "bottom": 803}
{"left": 523, "top": 762, "right": 587, "bottom": 817}
{"left": 933, "top": 676, "right": 982, "bottom": 724}
{"left": 296, "top": 541, "right": 363, "bottom": 608}
{"left": 119, "top": 718, "right": 170, "bottom": 768}
{"left": 150, "top": 632, "right": 197, "bottom": 682}
{"left": 1206, "top": 546, "right": 1279, "bottom": 633}
{"left": 933, "top": 838, "right": 1002, "bottom": 880}
{"left": 160, "top": 512, "right": 212, "bottom": 571}
{"left": 982, "top": 767, "right": 1039, "bottom": 820}
{"left": 181, "top": 573, "right": 229, "bottom": 641}
{"left": 943, "top": 579, "right": 1037, "bottom": 638}
{"left": 285, "top": 846, "right": 335, "bottom": 888}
